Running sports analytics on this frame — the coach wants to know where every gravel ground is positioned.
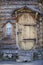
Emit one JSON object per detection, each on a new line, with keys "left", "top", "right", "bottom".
{"left": 0, "top": 60, "right": 43, "bottom": 65}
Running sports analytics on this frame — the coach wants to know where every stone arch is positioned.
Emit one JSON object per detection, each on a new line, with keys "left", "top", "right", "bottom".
{"left": 2, "top": 21, "right": 15, "bottom": 39}
{"left": 12, "top": 6, "right": 37, "bottom": 50}
{"left": 17, "top": 13, "right": 37, "bottom": 50}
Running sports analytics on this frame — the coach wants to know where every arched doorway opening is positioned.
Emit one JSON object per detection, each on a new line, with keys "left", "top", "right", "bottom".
{"left": 17, "top": 13, "right": 37, "bottom": 50}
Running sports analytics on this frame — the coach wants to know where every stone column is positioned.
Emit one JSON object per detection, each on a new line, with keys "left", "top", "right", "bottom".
{"left": 39, "top": 18, "right": 43, "bottom": 47}
{"left": 16, "top": 23, "right": 19, "bottom": 49}
{"left": 36, "top": 19, "right": 40, "bottom": 48}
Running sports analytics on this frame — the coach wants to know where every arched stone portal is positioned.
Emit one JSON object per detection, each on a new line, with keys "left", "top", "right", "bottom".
{"left": 16, "top": 13, "right": 37, "bottom": 50}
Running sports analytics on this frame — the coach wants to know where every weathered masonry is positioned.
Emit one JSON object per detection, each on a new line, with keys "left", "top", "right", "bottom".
{"left": 0, "top": 0, "right": 43, "bottom": 51}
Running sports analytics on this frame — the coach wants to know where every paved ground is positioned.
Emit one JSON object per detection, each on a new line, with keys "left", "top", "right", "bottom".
{"left": 0, "top": 60, "right": 43, "bottom": 65}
